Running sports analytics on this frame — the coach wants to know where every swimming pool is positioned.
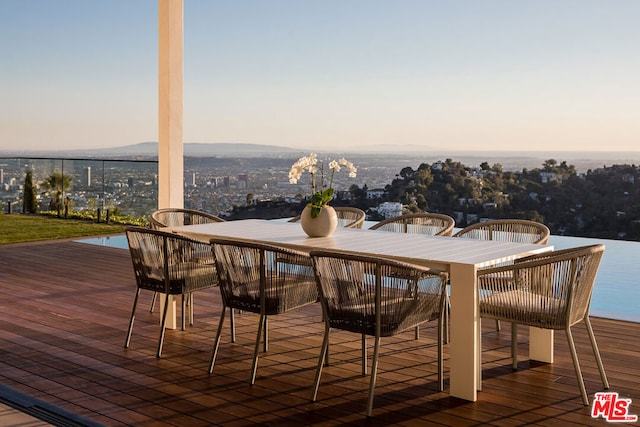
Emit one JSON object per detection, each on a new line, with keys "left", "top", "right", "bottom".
{"left": 77, "top": 235, "right": 130, "bottom": 250}
{"left": 547, "top": 235, "right": 639, "bottom": 323}
{"left": 76, "top": 232, "right": 640, "bottom": 323}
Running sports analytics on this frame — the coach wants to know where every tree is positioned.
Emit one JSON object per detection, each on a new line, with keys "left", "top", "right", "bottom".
{"left": 415, "top": 163, "right": 434, "bottom": 187}
{"left": 543, "top": 159, "right": 558, "bottom": 171}
{"left": 399, "top": 166, "right": 414, "bottom": 180}
{"left": 349, "top": 184, "right": 366, "bottom": 203}
{"left": 22, "top": 170, "right": 38, "bottom": 213}
{"left": 415, "top": 193, "right": 428, "bottom": 211}
{"left": 246, "top": 193, "right": 254, "bottom": 206}
{"left": 42, "top": 171, "right": 72, "bottom": 214}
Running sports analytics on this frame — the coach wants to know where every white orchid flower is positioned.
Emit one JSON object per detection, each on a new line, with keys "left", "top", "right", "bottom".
{"left": 289, "top": 153, "right": 357, "bottom": 211}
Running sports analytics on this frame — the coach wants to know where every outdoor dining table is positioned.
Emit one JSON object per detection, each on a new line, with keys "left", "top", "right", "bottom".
{"left": 164, "top": 218, "right": 553, "bottom": 402}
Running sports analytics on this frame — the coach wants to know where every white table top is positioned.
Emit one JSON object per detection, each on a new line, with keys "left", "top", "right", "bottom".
{"left": 167, "top": 219, "right": 551, "bottom": 271}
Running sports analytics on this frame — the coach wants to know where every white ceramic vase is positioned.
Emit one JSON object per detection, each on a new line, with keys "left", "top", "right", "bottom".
{"left": 300, "top": 205, "right": 338, "bottom": 237}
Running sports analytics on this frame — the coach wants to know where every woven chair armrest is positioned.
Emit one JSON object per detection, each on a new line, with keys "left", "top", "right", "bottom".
{"left": 310, "top": 250, "right": 435, "bottom": 276}
{"left": 478, "top": 245, "right": 601, "bottom": 277}
{"left": 513, "top": 245, "right": 602, "bottom": 268}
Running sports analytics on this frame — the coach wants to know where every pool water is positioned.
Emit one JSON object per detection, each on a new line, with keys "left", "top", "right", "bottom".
{"left": 77, "top": 235, "right": 130, "bottom": 250}
{"left": 75, "top": 233, "right": 640, "bottom": 323}
{"left": 548, "top": 235, "right": 640, "bottom": 323}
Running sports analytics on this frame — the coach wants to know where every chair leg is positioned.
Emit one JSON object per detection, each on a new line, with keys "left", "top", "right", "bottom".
{"left": 443, "top": 294, "right": 450, "bottom": 344}
{"left": 181, "top": 294, "right": 186, "bottom": 331}
{"left": 189, "top": 293, "right": 194, "bottom": 326}
{"left": 415, "top": 325, "right": 420, "bottom": 340}
{"left": 156, "top": 293, "right": 171, "bottom": 358}
{"left": 230, "top": 309, "right": 236, "bottom": 343}
{"left": 208, "top": 306, "right": 227, "bottom": 374}
{"left": 125, "top": 289, "right": 141, "bottom": 348}
{"left": 312, "top": 323, "right": 331, "bottom": 402}
{"left": 496, "top": 320, "right": 501, "bottom": 331}
{"left": 324, "top": 320, "right": 330, "bottom": 367}
{"left": 584, "top": 316, "right": 610, "bottom": 390}
{"left": 511, "top": 323, "right": 518, "bottom": 369}
{"left": 362, "top": 334, "right": 367, "bottom": 375}
{"left": 263, "top": 317, "right": 269, "bottom": 353}
{"left": 149, "top": 291, "right": 157, "bottom": 312}
{"left": 325, "top": 340, "right": 330, "bottom": 367}
{"left": 250, "top": 315, "right": 266, "bottom": 384}
{"left": 565, "top": 326, "right": 589, "bottom": 405}
{"left": 437, "top": 316, "right": 444, "bottom": 391}
{"left": 366, "top": 335, "right": 381, "bottom": 417}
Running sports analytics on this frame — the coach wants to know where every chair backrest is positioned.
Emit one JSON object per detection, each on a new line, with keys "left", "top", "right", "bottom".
{"left": 210, "top": 237, "right": 317, "bottom": 315}
{"left": 310, "top": 250, "right": 447, "bottom": 337}
{"left": 149, "top": 208, "right": 225, "bottom": 229}
{"left": 453, "top": 219, "right": 550, "bottom": 244}
{"left": 288, "top": 207, "right": 366, "bottom": 229}
{"left": 125, "top": 226, "right": 216, "bottom": 295}
{"left": 368, "top": 213, "right": 455, "bottom": 236}
{"left": 334, "top": 207, "right": 366, "bottom": 228}
{"left": 478, "top": 244, "right": 605, "bottom": 329}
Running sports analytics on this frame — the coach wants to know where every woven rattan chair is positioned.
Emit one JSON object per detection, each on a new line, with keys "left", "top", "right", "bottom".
{"left": 453, "top": 219, "right": 550, "bottom": 244}
{"left": 148, "top": 208, "right": 225, "bottom": 311}
{"left": 208, "top": 238, "right": 318, "bottom": 384}
{"left": 368, "top": 212, "right": 456, "bottom": 236}
{"left": 124, "top": 226, "right": 218, "bottom": 357}
{"left": 454, "top": 219, "right": 551, "bottom": 331}
{"left": 478, "top": 244, "right": 609, "bottom": 405}
{"left": 149, "top": 207, "right": 225, "bottom": 229}
{"left": 289, "top": 206, "right": 366, "bottom": 229}
{"left": 309, "top": 250, "right": 448, "bottom": 417}
{"left": 369, "top": 212, "right": 455, "bottom": 341}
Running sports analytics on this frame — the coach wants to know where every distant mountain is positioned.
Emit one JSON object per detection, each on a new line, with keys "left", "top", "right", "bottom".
{"left": 89, "top": 142, "right": 307, "bottom": 157}
{"left": 2, "top": 141, "right": 640, "bottom": 173}
{"left": 0, "top": 142, "right": 308, "bottom": 158}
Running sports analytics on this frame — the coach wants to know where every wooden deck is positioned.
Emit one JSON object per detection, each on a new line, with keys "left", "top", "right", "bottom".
{"left": 0, "top": 238, "right": 638, "bottom": 426}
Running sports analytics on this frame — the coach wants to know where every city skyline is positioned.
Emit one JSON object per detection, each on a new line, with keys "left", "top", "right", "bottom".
{"left": 1, "top": 0, "right": 639, "bottom": 153}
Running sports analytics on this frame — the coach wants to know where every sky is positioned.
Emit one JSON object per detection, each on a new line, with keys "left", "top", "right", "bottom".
{"left": 1, "top": 0, "right": 639, "bottom": 153}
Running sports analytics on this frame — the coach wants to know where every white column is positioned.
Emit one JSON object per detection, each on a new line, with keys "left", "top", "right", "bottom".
{"left": 158, "top": 0, "right": 184, "bottom": 329}
{"left": 158, "top": 0, "right": 183, "bottom": 210}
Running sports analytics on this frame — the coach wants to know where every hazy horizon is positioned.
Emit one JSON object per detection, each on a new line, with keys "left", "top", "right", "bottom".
{"left": 2, "top": 1, "right": 639, "bottom": 153}
{"left": 3, "top": 140, "right": 640, "bottom": 156}
{"left": 4, "top": 141, "right": 640, "bottom": 175}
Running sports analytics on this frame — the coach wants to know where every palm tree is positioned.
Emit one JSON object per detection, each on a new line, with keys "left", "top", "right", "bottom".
{"left": 42, "top": 171, "right": 72, "bottom": 214}
{"left": 22, "top": 170, "right": 38, "bottom": 213}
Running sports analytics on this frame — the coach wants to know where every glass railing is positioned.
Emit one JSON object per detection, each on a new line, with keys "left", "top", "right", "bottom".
{"left": 0, "top": 157, "right": 158, "bottom": 221}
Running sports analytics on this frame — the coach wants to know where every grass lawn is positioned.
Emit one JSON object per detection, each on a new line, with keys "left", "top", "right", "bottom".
{"left": 0, "top": 213, "right": 127, "bottom": 244}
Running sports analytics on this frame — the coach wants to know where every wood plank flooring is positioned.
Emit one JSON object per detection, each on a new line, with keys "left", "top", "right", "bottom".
{"left": 0, "top": 238, "right": 637, "bottom": 426}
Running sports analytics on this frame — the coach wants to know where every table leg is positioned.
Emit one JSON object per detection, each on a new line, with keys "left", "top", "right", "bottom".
{"left": 448, "top": 263, "right": 479, "bottom": 401}
{"left": 158, "top": 293, "right": 177, "bottom": 330}
{"left": 529, "top": 327, "right": 554, "bottom": 363}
